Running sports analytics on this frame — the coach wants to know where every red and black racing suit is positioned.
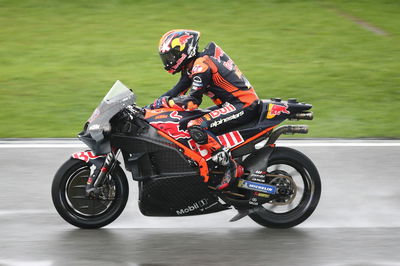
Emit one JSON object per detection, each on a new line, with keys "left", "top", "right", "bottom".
{"left": 164, "top": 42, "right": 260, "bottom": 186}
{"left": 165, "top": 42, "right": 259, "bottom": 145}
{"left": 164, "top": 42, "right": 259, "bottom": 185}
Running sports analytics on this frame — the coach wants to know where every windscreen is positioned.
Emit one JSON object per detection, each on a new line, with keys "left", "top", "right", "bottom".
{"left": 86, "top": 80, "right": 136, "bottom": 142}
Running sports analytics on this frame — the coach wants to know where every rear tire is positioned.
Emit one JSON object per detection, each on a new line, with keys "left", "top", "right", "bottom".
{"left": 52, "top": 158, "right": 129, "bottom": 229}
{"left": 248, "top": 147, "right": 321, "bottom": 228}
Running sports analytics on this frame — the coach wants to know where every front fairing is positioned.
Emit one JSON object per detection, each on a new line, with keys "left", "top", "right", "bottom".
{"left": 79, "top": 80, "right": 136, "bottom": 154}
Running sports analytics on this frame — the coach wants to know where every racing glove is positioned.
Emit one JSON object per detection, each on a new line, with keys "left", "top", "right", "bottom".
{"left": 148, "top": 96, "right": 170, "bottom": 109}
{"left": 169, "top": 95, "right": 199, "bottom": 111}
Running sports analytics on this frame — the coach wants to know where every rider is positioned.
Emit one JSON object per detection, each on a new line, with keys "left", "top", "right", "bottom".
{"left": 150, "top": 29, "right": 260, "bottom": 190}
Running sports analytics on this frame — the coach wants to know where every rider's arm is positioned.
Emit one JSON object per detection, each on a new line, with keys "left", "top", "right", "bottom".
{"left": 161, "top": 71, "right": 192, "bottom": 98}
{"left": 169, "top": 58, "right": 212, "bottom": 111}
{"left": 146, "top": 72, "right": 192, "bottom": 110}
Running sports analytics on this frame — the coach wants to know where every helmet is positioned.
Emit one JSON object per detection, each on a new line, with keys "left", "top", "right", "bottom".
{"left": 159, "top": 29, "right": 200, "bottom": 74}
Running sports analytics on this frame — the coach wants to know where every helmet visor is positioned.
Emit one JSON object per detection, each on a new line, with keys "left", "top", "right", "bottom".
{"left": 160, "top": 49, "right": 179, "bottom": 70}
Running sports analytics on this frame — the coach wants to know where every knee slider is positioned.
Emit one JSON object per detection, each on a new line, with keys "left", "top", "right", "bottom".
{"left": 188, "top": 125, "right": 208, "bottom": 145}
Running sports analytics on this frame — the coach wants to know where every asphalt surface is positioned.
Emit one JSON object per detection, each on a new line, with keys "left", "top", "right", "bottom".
{"left": 0, "top": 139, "right": 400, "bottom": 266}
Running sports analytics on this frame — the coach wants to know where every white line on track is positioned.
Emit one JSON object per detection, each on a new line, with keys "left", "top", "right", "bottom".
{"left": 0, "top": 144, "right": 86, "bottom": 148}
{"left": 0, "top": 209, "right": 54, "bottom": 215}
{"left": 0, "top": 140, "right": 400, "bottom": 148}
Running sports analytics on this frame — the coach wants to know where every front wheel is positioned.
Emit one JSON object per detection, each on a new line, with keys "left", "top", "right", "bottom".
{"left": 249, "top": 147, "right": 321, "bottom": 228}
{"left": 52, "top": 158, "right": 129, "bottom": 229}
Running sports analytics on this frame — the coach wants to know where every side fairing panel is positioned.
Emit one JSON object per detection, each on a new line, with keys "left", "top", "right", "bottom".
{"left": 111, "top": 125, "right": 196, "bottom": 180}
{"left": 138, "top": 174, "right": 229, "bottom": 217}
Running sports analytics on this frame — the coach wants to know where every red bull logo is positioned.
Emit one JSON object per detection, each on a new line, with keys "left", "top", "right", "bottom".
{"left": 150, "top": 121, "right": 190, "bottom": 140}
{"left": 172, "top": 34, "right": 193, "bottom": 51}
{"left": 72, "top": 151, "right": 106, "bottom": 163}
{"left": 267, "top": 104, "right": 290, "bottom": 119}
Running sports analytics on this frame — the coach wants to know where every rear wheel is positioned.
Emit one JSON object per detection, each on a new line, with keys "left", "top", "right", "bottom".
{"left": 52, "top": 158, "right": 129, "bottom": 229}
{"left": 248, "top": 147, "right": 321, "bottom": 228}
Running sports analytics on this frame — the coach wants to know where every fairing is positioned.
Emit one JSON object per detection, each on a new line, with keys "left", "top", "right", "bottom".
{"left": 144, "top": 99, "right": 311, "bottom": 159}
{"left": 79, "top": 80, "right": 136, "bottom": 154}
{"left": 87, "top": 80, "right": 136, "bottom": 141}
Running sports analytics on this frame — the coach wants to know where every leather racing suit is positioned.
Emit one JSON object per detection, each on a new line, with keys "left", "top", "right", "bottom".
{"left": 163, "top": 42, "right": 260, "bottom": 189}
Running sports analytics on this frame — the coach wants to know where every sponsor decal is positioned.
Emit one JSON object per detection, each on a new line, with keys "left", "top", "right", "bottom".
{"left": 213, "top": 46, "right": 224, "bottom": 61}
{"left": 160, "top": 33, "right": 177, "bottom": 53}
{"left": 250, "top": 177, "right": 266, "bottom": 183}
{"left": 250, "top": 170, "right": 267, "bottom": 180}
{"left": 188, "top": 131, "right": 243, "bottom": 160}
{"left": 192, "top": 76, "right": 203, "bottom": 87}
{"left": 170, "top": 111, "right": 182, "bottom": 119}
{"left": 171, "top": 34, "right": 193, "bottom": 51}
{"left": 210, "top": 110, "right": 244, "bottom": 128}
{"left": 150, "top": 120, "right": 190, "bottom": 140}
{"left": 209, "top": 103, "right": 236, "bottom": 118}
{"left": 192, "top": 65, "right": 204, "bottom": 74}
{"left": 238, "top": 180, "right": 276, "bottom": 194}
{"left": 176, "top": 198, "right": 208, "bottom": 215}
{"left": 267, "top": 104, "right": 290, "bottom": 119}
{"left": 155, "top": 114, "right": 168, "bottom": 120}
{"left": 72, "top": 151, "right": 106, "bottom": 163}
{"left": 170, "top": 53, "right": 187, "bottom": 71}
{"left": 249, "top": 197, "right": 259, "bottom": 205}
{"left": 223, "top": 59, "right": 234, "bottom": 71}
{"left": 217, "top": 131, "right": 244, "bottom": 148}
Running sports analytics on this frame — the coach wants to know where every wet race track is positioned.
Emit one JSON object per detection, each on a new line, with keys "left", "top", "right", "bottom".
{"left": 1, "top": 139, "right": 400, "bottom": 266}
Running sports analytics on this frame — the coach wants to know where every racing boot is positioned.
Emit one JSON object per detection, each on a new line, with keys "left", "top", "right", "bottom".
{"left": 212, "top": 148, "right": 244, "bottom": 190}
{"left": 188, "top": 125, "right": 243, "bottom": 190}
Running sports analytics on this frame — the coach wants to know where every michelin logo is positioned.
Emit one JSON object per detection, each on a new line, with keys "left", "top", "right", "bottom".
{"left": 239, "top": 180, "right": 276, "bottom": 194}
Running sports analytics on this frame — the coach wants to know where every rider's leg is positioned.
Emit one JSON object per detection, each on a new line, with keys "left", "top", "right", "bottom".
{"left": 186, "top": 102, "right": 259, "bottom": 188}
{"left": 187, "top": 120, "right": 241, "bottom": 190}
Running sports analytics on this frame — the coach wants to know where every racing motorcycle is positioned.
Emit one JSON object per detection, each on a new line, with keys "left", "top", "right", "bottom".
{"left": 52, "top": 80, "right": 321, "bottom": 229}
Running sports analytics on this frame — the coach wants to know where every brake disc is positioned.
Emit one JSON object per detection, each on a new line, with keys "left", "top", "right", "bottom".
{"left": 268, "top": 170, "right": 297, "bottom": 205}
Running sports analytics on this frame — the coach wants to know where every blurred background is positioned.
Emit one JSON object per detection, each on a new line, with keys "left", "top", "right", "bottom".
{"left": 1, "top": 0, "right": 399, "bottom": 138}
{"left": 1, "top": 1, "right": 400, "bottom": 265}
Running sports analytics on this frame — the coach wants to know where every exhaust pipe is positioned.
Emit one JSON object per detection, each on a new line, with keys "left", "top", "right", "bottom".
{"left": 289, "top": 112, "right": 313, "bottom": 121}
{"left": 267, "top": 125, "right": 309, "bottom": 145}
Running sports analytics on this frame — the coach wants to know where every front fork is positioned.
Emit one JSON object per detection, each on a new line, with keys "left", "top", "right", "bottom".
{"left": 86, "top": 150, "right": 120, "bottom": 197}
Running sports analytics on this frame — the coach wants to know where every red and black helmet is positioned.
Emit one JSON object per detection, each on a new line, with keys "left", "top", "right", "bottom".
{"left": 159, "top": 29, "right": 200, "bottom": 74}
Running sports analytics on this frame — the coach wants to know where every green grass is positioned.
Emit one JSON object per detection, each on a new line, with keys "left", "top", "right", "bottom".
{"left": 0, "top": 0, "right": 399, "bottom": 138}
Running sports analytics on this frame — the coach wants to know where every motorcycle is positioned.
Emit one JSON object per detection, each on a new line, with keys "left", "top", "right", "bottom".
{"left": 52, "top": 80, "right": 321, "bottom": 229}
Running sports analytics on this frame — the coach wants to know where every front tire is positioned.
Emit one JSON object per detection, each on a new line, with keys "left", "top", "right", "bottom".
{"left": 248, "top": 147, "right": 321, "bottom": 228}
{"left": 52, "top": 158, "right": 129, "bottom": 229}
